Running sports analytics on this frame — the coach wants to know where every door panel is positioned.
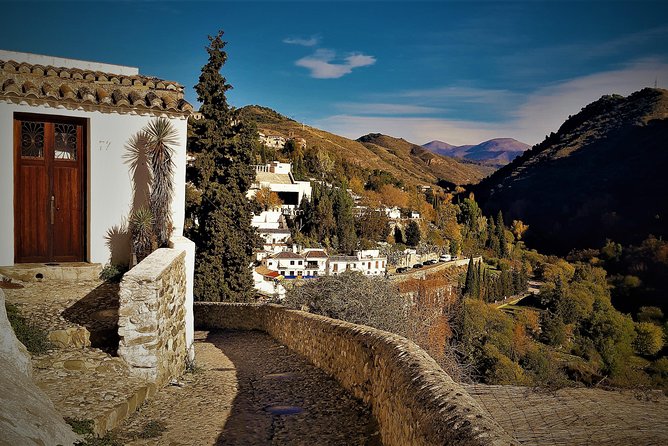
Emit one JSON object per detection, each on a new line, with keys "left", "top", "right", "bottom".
{"left": 14, "top": 115, "right": 86, "bottom": 263}
{"left": 52, "top": 164, "right": 81, "bottom": 261}
{"left": 15, "top": 163, "right": 49, "bottom": 262}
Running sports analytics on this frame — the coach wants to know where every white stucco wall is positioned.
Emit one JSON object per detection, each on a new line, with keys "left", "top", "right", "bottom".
{"left": 0, "top": 100, "right": 188, "bottom": 266}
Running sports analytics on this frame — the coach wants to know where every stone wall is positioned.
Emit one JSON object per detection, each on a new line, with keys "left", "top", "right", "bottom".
{"left": 118, "top": 248, "right": 187, "bottom": 386}
{"left": 195, "top": 303, "right": 518, "bottom": 446}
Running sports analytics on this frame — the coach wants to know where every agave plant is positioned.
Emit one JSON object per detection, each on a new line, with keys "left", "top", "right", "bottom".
{"left": 144, "top": 117, "right": 178, "bottom": 247}
{"left": 130, "top": 207, "right": 156, "bottom": 264}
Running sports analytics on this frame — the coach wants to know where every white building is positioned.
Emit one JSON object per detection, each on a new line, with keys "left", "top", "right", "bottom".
{"left": 253, "top": 266, "right": 286, "bottom": 300}
{"left": 0, "top": 50, "right": 195, "bottom": 350}
{"left": 302, "top": 249, "right": 328, "bottom": 276}
{"left": 251, "top": 210, "right": 291, "bottom": 253}
{"left": 384, "top": 207, "right": 402, "bottom": 220}
{"left": 262, "top": 248, "right": 387, "bottom": 278}
{"left": 258, "top": 132, "right": 286, "bottom": 149}
{"left": 248, "top": 161, "right": 312, "bottom": 214}
{"left": 357, "top": 249, "right": 387, "bottom": 276}
{"left": 265, "top": 251, "right": 305, "bottom": 278}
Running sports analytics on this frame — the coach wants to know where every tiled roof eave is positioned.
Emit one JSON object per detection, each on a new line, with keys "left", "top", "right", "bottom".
{"left": 0, "top": 59, "right": 193, "bottom": 115}
{"left": 0, "top": 94, "right": 191, "bottom": 118}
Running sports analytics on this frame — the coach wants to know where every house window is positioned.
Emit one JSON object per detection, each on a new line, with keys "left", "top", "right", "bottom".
{"left": 298, "top": 260, "right": 302, "bottom": 265}
{"left": 20, "top": 121, "right": 44, "bottom": 158}
{"left": 290, "top": 271, "right": 294, "bottom": 276}
{"left": 333, "top": 264, "right": 338, "bottom": 272}
{"left": 368, "top": 261, "right": 372, "bottom": 269}
{"left": 280, "top": 271, "right": 285, "bottom": 276}
{"left": 375, "top": 261, "right": 379, "bottom": 269}
{"left": 313, "top": 271, "right": 318, "bottom": 277}
{"left": 290, "top": 260, "right": 295, "bottom": 265}
{"left": 54, "top": 123, "right": 77, "bottom": 160}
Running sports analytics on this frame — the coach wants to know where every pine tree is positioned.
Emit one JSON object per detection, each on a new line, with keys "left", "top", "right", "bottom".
{"left": 188, "top": 31, "right": 259, "bottom": 302}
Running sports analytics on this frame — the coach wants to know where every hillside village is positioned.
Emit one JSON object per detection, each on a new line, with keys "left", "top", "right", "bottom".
{"left": 1, "top": 7, "right": 668, "bottom": 446}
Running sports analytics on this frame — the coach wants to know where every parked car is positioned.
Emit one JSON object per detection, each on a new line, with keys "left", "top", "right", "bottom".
{"left": 413, "top": 263, "right": 423, "bottom": 269}
{"left": 396, "top": 267, "right": 407, "bottom": 273}
{"left": 439, "top": 254, "right": 452, "bottom": 262}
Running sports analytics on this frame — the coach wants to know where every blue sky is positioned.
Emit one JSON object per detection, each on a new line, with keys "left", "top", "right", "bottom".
{"left": 2, "top": 1, "right": 667, "bottom": 145}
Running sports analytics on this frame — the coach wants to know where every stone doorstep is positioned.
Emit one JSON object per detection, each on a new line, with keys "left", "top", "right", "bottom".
{"left": 0, "top": 262, "right": 103, "bottom": 283}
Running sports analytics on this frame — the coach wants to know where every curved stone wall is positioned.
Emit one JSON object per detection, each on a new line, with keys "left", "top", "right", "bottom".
{"left": 195, "top": 302, "right": 517, "bottom": 446}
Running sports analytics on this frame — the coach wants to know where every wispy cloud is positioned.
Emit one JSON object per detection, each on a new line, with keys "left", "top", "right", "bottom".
{"left": 296, "top": 49, "right": 376, "bottom": 79}
{"left": 335, "top": 102, "right": 443, "bottom": 115}
{"left": 314, "top": 59, "right": 668, "bottom": 145}
{"left": 283, "top": 35, "right": 320, "bottom": 47}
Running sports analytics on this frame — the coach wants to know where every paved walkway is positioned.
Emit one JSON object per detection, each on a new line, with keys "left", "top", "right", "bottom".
{"left": 465, "top": 384, "right": 668, "bottom": 446}
{"left": 117, "top": 330, "right": 381, "bottom": 446}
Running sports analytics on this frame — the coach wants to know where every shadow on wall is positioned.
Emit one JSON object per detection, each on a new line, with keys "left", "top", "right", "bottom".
{"left": 104, "top": 131, "right": 153, "bottom": 267}
{"left": 61, "top": 282, "right": 120, "bottom": 356}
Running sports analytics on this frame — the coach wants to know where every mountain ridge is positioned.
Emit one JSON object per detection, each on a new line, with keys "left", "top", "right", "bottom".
{"left": 472, "top": 87, "right": 668, "bottom": 254}
{"left": 423, "top": 138, "right": 530, "bottom": 166}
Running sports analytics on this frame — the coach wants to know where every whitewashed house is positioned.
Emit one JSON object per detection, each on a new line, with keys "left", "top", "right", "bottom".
{"left": 0, "top": 50, "right": 195, "bottom": 349}
{"left": 357, "top": 249, "right": 387, "bottom": 276}
{"left": 248, "top": 161, "right": 312, "bottom": 214}
{"left": 302, "top": 249, "right": 328, "bottom": 277}
{"left": 328, "top": 255, "right": 361, "bottom": 275}
{"left": 384, "top": 206, "right": 402, "bottom": 220}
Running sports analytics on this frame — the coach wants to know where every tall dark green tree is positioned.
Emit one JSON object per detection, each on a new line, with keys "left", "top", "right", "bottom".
{"left": 188, "top": 31, "right": 259, "bottom": 302}
{"left": 405, "top": 220, "right": 421, "bottom": 246}
{"left": 333, "top": 183, "right": 357, "bottom": 254}
{"left": 496, "top": 210, "right": 509, "bottom": 258}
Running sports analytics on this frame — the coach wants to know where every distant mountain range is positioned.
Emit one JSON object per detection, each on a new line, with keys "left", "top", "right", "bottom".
{"left": 239, "top": 106, "right": 493, "bottom": 186}
{"left": 473, "top": 88, "right": 668, "bottom": 254}
{"left": 422, "top": 138, "right": 530, "bottom": 166}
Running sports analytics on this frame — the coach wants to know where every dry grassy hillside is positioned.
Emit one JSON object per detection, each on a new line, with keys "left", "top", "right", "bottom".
{"left": 239, "top": 105, "right": 492, "bottom": 186}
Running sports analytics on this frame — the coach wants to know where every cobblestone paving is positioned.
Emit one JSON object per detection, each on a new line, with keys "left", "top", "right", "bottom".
{"left": 3, "top": 279, "right": 120, "bottom": 352}
{"left": 464, "top": 384, "right": 668, "bottom": 446}
{"left": 118, "top": 330, "right": 382, "bottom": 446}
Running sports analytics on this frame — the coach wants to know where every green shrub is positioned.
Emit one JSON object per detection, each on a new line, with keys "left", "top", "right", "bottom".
{"left": 5, "top": 303, "right": 51, "bottom": 354}
{"left": 99, "top": 264, "right": 128, "bottom": 282}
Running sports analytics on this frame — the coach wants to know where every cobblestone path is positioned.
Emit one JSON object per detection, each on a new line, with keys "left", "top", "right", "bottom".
{"left": 118, "top": 330, "right": 381, "bottom": 446}
{"left": 465, "top": 384, "right": 668, "bottom": 446}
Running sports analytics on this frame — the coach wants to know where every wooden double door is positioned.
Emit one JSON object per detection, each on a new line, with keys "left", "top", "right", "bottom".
{"left": 14, "top": 114, "right": 86, "bottom": 263}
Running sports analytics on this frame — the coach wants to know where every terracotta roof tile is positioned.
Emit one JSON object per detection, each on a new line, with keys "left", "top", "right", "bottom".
{"left": 305, "top": 250, "right": 328, "bottom": 258}
{"left": 0, "top": 59, "right": 192, "bottom": 116}
{"left": 273, "top": 252, "right": 303, "bottom": 259}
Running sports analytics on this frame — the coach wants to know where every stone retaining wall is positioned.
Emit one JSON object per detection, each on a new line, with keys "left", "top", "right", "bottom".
{"left": 195, "top": 303, "right": 518, "bottom": 446}
{"left": 118, "top": 248, "right": 187, "bottom": 386}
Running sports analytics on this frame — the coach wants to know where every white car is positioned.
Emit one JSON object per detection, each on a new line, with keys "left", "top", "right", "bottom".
{"left": 439, "top": 254, "right": 452, "bottom": 262}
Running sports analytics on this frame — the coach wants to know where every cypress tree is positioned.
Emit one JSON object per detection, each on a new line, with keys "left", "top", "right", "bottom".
{"left": 405, "top": 220, "right": 421, "bottom": 247}
{"left": 496, "top": 210, "right": 508, "bottom": 258}
{"left": 188, "top": 31, "right": 259, "bottom": 302}
{"left": 464, "top": 257, "right": 475, "bottom": 296}
{"left": 333, "top": 183, "right": 357, "bottom": 254}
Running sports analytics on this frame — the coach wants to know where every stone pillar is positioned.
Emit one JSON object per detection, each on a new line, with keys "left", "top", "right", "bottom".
{"left": 118, "top": 248, "right": 187, "bottom": 386}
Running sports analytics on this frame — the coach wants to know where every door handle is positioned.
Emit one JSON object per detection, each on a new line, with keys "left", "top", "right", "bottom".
{"left": 50, "top": 195, "right": 55, "bottom": 225}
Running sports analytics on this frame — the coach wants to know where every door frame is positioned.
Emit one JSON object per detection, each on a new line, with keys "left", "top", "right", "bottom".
{"left": 13, "top": 112, "right": 88, "bottom": 263}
